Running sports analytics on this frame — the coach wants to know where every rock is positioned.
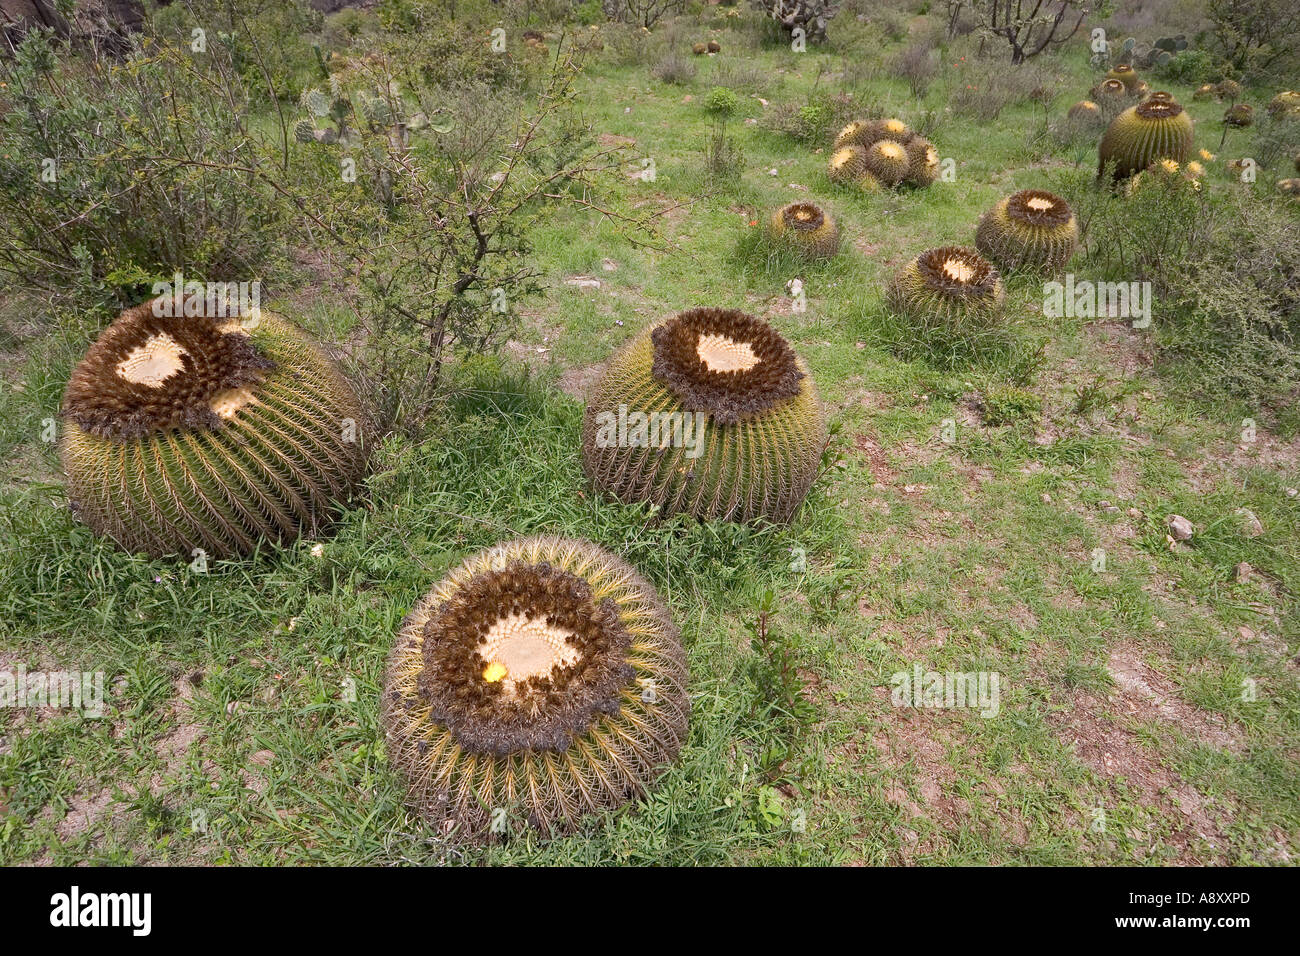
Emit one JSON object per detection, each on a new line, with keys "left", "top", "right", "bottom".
{"left": 1286, "top": 488, "right": 1298, "bottom": 499}
{"left": 1166, "top": 514, "right": 1194, "bottom": 540}
{"left": 601, "top": 258, "right": 618, "bottom": 272}
{"left": 565, "top": 276, "right": 601, "bottom": 290}
{"left": 768, "top": 168, "right": 778, "bottom": 176}
{"left": 1234, "top": 562, "right": 1253, "bottom": 583}
{"left": 1098, "top": 500, "right": 1120, "bottom": 513}
{"left": 1236, "top": 508, "right": 1263, "bottom": 538}
{"left": 1127, "top": 507, "right": 1143, "bottom": 519}
{"left": 1041, "top": 493, "right": 1052, "bottom": 504}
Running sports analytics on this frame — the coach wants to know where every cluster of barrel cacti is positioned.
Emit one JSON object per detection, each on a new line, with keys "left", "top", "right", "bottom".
{"left": 828, "top": 117, "right": 939, "bottom": 190}
{"left": 692, "top": 39, "right": 722, "bottom": 55}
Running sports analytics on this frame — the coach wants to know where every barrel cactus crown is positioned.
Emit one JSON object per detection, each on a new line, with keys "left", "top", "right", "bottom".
{"left": 1098, "top": 97, "right": 1194, "bottom": 178}
{"left": 60, "top": 299, "right": 368, "bottom": 559}
{"left": 1193, "top": 83, "right": 1217, "bottom": 101}
{"left": 582, "top": 308, "right": 826, "bottom": 524}
{"left": 975, "top": 189, "right": 1079, "bottom": 276}
{"left": 1090, "top": 78, "right": 1132, "bottom": 116}
{"left": 864, "top": 139, "right": 911, "bottom": 185}
{"left": 827, "top": 144, "right": 868, "bottom": 183}
{"left": 769, "top": 202, "right": 840, "bottom": 259}
{"left": 887, "top": 247, "right": 1005, "bottom": 331}
{"left": 383, "top": 536, "right": 690, "bottom": 842}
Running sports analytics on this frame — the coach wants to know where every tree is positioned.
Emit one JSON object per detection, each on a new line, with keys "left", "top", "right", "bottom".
{"left": 1207, "top": 0, "right": 1300, "bottom": 75}
{"left": 970, "top": 0, "right": 1099, "bottom": 64}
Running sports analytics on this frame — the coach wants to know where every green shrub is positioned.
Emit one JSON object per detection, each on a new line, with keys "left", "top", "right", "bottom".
{"left": 1154, "top": 49, "right": 1218, "bottom": 85}
{"left": 980, "top": 387, "right": 1043, "bottom": 426}
{"left": 704, "top": 85, "right": 741, "bottom": 115}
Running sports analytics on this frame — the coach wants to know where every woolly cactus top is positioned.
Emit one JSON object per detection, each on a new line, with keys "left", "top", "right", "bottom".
{"left": 62, "top": 299, "right": 274, "bottom": 441}
{"left": 917, "top": 247, "right": 1001, "bottom": 298}
{"left": 1004, "top": 189, "right": 1073, "bottom": 227}
{"left": 778, "top": 201, "right": 827, "bottom": 232}
{"left": 650, "top": 308, "right": 803, "bottom": 425}
{"left": 416, "top": 559, "right": 634, "bottom": 756}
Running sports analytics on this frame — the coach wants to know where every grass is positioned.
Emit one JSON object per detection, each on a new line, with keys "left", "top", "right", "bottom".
{"left": 0, "top": 9, "right": 1297, "bottom": 866}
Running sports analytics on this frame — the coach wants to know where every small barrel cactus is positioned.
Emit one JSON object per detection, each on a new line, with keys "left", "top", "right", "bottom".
{"left": 1105, "top": 64, "right": 1144, "bottom": 95}
{"left": 863, "top": 139, "right": 911, "bottom": 186}
{"left": 769, "top": 202, "right": 840, "bottom": 259}
{"left": 1223, "top": 103, "right": 1254, "bottom": 127}
{"left": 60, "top": 299, "right": 369, "bottom": 559}
{"left": 975, "top": 189, "right": 1079, "bottom": 277}
{"left": 827, "top": 144, "right": 868, "bottom": 184}
{"left": 582, "top": 308, "right": 827, "bottom": 524}
{"left": 887, "top": 247, "right": 1005, "bottom": 332}
{"left": 904, "top": 136, "right": 941, "bottom": 186}
{"left": 1266, "top": 90, "right": 1300, "bottom": 119}
{"left": 1066, "top": 100, "right": 1104, "bottom": 128}
{"left": 383, "top": 536, "right": 690, "bottom": 842}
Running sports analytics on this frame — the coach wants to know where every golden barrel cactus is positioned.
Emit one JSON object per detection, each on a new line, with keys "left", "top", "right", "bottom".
{"left": 582, "top": 308, "right": 826, "bottom": 524}
{"left": 887, "top": 247, "right": 1005, "bottom": 332}
{"left": 60, "top": 298, "right": 368, "bottom": 559}
{"left": 827, "top": 144, "right": 868, "bottom": 184}
{"left": 864, "top": 139, "right": 911, "bottom": 186}
{"left": 1066, "top": 100, "right": 1104, "bottom": 128}
{"left": 904, "top": 136, "right": 941, "bottom": 186}
{"left": 1098, "top": 97, "right": 1194, "bottom": 179}
{"left": 769, "top": 202, "right": 840, "bottom": 260}
{"left": 1105, "top": 64, "right": 1144, "bottom": 95}
{"left": 1266, "top": 90, "right": 1300, "bottom": 118}
{"left": 975, "top": 189, "right": 1079, "bottom": 276}
{"left": 383, "top": 536, "right": 690, "bottom": 841}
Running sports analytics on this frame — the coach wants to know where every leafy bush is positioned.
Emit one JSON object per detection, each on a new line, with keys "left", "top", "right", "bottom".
{"left": 0, "top": 28, "right": 289, "bottom": 304}
{"left": 1154, "top": 193, "right": 1300, "bottom": 410}
{"left": 979, "top": 386, "right": 1043, "bottom": 426}
{"left": 704, "top": 85, "right": 741, "bottom": 115}
{"left": 1154, "top": 49, "right": 1219, "bottom": 84}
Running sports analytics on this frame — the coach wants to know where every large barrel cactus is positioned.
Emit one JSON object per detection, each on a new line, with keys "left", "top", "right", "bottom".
{"left": 975, "top": 189, "right": 1078, "bottom": 276}
{"left": 768, "top": 201, "right": 840, "bottom": 259}
{"left": 1098, "top": 96, "right": 1194, "bottom": 179}
{"left": 887, "top": 247, "right": 1005, "bottom": 332}
{"left": 582, "top": 308, "right": 826, "bottom": 524}
{"left": 383, "top": 535, "right": 689, "bottom": 841}
{"left": 1266, "top": 90, "right": 1300, "bottom": 119}
{"left": 60, "top": 299, "right": 369, "bottom": 559}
